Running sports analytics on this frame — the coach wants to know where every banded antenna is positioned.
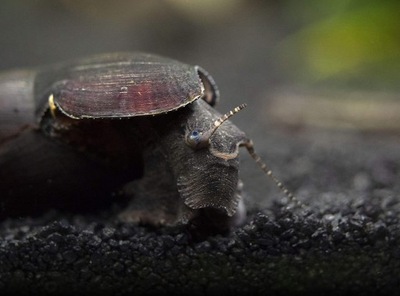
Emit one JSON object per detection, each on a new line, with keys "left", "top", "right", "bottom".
{"left": 209, "top": 103, "right": 248, "bottom": 138}
{"left": 241, "top": 140, "right": 304, "bottom": 209}
{"left": 185, "top": 103, "right": 247, "bottom": 149}
{"left": 212, "top": 103, "right": 303, "bottom": 208}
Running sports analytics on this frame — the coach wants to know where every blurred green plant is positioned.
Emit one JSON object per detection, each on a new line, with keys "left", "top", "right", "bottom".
{"left": 278, "top": 0, "right": 400, "bottom": 90}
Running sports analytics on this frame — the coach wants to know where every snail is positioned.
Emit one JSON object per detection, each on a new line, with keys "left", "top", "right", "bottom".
{"left": 0, "top": 52, "right": 294, "bottom": 231}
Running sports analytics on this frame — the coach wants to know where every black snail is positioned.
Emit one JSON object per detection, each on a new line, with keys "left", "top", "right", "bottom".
{"left": 0, "top": 52, "right": 296, "bottom": 231}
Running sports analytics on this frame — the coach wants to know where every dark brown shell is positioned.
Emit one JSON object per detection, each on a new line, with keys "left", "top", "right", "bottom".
{"left": 35, "top": 52, "right": 212, "bottom": 119}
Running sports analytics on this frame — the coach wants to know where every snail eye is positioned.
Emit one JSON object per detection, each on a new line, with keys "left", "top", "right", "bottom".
{"left": 185, "top": 129, "right": 201, "bottom": 148}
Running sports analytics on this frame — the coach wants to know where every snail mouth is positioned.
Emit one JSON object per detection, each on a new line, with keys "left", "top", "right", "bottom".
{"left": 176, "top": 163, "right": 240, "bottom": 217}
